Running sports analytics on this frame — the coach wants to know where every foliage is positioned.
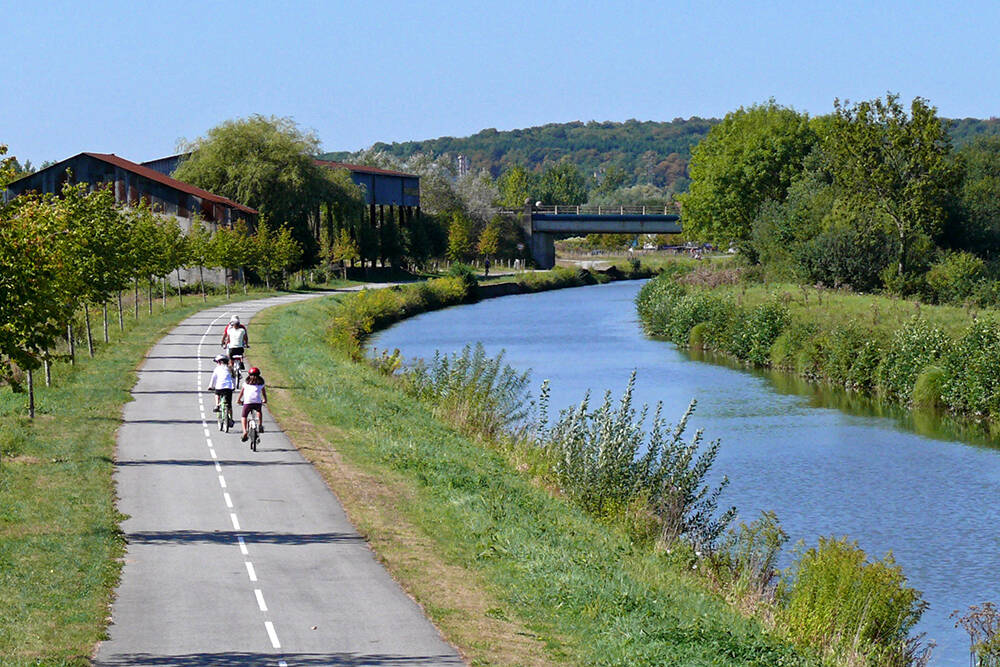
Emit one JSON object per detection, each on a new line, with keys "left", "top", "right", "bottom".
{"left": 174, "top": 114, "right": 333, "bottom": 262}
{"left": 330, "top": 228, "right": 360, "bottom": 278}
{"left": 793, "top": 222, "right": 895, "bottom": 292}
{"left": 407, "top": 343, "right": 531, "bottom": 439}
{"left": 874, "top": 317, "right": 948, "bottom": 402}
{"left": 779, "top": 537, "right": 926, "bottom": 665}
{"left": 953, "top": 602, "right": 1000, "bottom": 667}
{"left": 680, "top": 101, "right": 818, "bottom": 245}
{"left": 824, "top": 94, "right": 961, "bottom": 278}
{"left": 476, "top": 217, "right": 501, "bottom": 258}
{"left": 447, "top": 212, "right": 476, "bottom": 261}
{"left": 540, "top": 377, "right": 736, "bottom": 550}
{"left": 537, "top": 161, "right": 588, "bottom": 205}
{"left": 715, "top": 511, "right": 788, "bottom": 611}
{"left": 924, "top": 251, "right": 986, "bottom": 303}
{"left": 939, "top": 317, "right": 1000, "bottom": 419}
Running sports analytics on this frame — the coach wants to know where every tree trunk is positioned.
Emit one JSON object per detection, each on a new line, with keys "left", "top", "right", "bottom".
{"left": 103, "top": 302, "right": 109, "bottom": 343}
{"left": 897, "top": 227, "right": 907, "bottom": 279}
{"left": 199, "top": 266, "right": 206, "bottom": 302}
{"left": 225, "top": 270, "right": 231, "bottom": 300}
{"left": 44, "top": 355, "right": 51, "bottom": 387}
{"left": 67, "top": 323, "right": 75, "bottom": 366}
{"left": 242, "top": 269, "right": 247, "bottom": 295}
{"left": 161, "top": 276, "right": 167, "bottom": 308}
{"left": 27, "top": 369, "right": 35, "bottom": 419}
{"left": 133, "top": 278, "right": 139, "bottom": 319}
{"left": 147, "top": 278, "right": 153, "bottom": 316}
{"left": 265, "top": 273, "right": 270, "bottom": 290}
{"left": 83, "top": 302, "right": 94, "bottom": 358}
{"left": 117, "top": 291, "right": 124, "bottom": 331}
{"left": 176, "top": 268, "right": 183, "bottom": 305}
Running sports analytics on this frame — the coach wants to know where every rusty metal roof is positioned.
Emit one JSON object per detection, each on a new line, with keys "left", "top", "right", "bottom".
{"left": 85, "top": 153, "right": 258, "bottom": 215}
{"left": 314, "top": 159, "right": 418, "bottom": 179}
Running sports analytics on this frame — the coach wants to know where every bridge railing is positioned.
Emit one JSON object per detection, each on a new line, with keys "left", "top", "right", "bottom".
{"left": 531, "top": 204, "right": 679, "bottom": 216}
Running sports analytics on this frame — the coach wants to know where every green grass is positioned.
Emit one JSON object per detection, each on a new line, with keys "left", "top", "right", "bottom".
{"left": 257, "top": 295, "right": 816, "bottom": 666}
{"left": 0, "top": 289, "right": 276, "bottom": 666}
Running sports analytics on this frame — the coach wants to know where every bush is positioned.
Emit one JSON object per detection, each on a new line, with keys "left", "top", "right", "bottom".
{"left": 769, "top": 322, "right": 815, "bottom": 370}
{"left": 447, "top": 263, "right": 479, "bottom": 302}
{"left": 940, "top": 317, "right": 1000, "bottom": 419}
{"left": 541, "top": 379, "right": 736, "bottom": 551}
{"left": 729, "top": 300, "right": 789, "bottom": 366}
{"left": 794, "top": 226, "right": 893, "bottom": 292}
{"left": 715, "top": 511, "right": 788, "bottom": 612}
{"left": 875, "top": 317, "right": 948, "bottom": 403}
{"left": 925, "top": 251, "right": 986, "bottom": 304}
{"left": 780, "top": 536, "right": 926, "bottom": 665}
{"left": 912, "top": 365, "right": 945, "bottom": 410}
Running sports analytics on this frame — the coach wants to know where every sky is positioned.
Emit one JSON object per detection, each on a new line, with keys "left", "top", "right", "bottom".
{"left": 4, "top": 0, "right": 1000, "bottom": 166}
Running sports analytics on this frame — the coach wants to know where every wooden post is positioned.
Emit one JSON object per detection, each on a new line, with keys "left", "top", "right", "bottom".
{"left": 83, "top": 302, "right": 94, "bottom": 358}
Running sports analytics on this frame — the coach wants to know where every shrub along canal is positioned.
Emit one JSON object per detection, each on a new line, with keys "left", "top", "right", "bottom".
{"left": 372, "top": 278, "right": 1000, "bottom": 665}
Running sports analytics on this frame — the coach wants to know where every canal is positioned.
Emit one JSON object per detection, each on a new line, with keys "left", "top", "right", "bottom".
{"left": 372, "top": 279, "right": 1000, "bottom": 664}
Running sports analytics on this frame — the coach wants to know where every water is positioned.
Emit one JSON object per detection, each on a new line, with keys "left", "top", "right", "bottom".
{"left": 372, "top": 279, "right": 1000, "bottom": 664}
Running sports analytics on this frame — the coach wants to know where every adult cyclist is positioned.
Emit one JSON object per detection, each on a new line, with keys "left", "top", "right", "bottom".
{"left": 221, "top": 315, "right": 249, "bottom": 370}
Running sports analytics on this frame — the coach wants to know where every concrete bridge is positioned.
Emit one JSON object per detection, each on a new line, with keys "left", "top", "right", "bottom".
{"left": 509, "top": 203, "right": 682, "bottom": 268}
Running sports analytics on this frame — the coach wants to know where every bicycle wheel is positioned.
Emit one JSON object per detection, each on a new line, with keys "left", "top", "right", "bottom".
{"left": 249, "top": 423, "right": 258, "bottom": 451}
{"left": 217, "top": 401, "right": 225, "bottom": 431}
{"left": 224, "top": 402, "right": 232, "bottom": 433}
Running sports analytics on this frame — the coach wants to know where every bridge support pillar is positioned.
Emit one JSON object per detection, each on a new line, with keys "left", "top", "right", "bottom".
{"left": 529, "top": 231, "right": 555, "bottom": 269}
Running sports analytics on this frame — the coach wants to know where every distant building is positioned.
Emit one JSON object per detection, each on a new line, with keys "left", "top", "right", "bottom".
{"left": 456, "top": 154, "right": 470, "bottom": 178}
{"left": 4, "top": 152, "right": 258, "bottom": 285}
{"left": 314, "top": 160, "right": 420, "bottom": 242}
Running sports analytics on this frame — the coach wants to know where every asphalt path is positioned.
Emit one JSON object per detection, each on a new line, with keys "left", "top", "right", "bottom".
{"left": 95, "top": 291, "right": 463, "bottom": 667}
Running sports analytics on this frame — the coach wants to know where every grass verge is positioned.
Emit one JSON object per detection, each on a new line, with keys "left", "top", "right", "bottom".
{"left": 0, "top": 289, "right": 276, "bottom": 666}
{"left": 254, "top": 294, "right": 815, "bottom": 666}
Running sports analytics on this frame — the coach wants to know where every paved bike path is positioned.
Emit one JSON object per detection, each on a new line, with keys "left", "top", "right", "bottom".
{"left": 96, "top": 292, "right": 463, "bottom": 666}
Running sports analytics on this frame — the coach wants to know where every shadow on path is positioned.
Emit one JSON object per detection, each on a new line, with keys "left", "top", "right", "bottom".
{"left": 126, "top": 529, "right": 364, "bottom": 546}
{"left": 96, "top": 650, "right": 462, "bottom": 666}
{"left": 116, "top": 458, "right": 308, "bottom": 467}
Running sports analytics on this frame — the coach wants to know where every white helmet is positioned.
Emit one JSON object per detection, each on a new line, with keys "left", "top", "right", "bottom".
{"left": 230, "top": 315, "right": 240, "bottom": 324}
{"left": 214, "top": 354, "right": 228, "bottom": 362}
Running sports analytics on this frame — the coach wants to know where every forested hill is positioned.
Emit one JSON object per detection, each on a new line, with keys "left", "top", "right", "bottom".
{"left": 320, "top": 118, "right": 718, "bottom": 191}
{"left": 319, "top": 116, "right": 1000, "bottom": 191}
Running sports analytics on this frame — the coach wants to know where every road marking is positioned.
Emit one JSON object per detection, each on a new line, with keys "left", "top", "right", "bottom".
{"left": 219, "top": 475, "right": 227, "bottom": 488}
{"left": 230, "top": 513, "right": 240, "bottom": 530}
{"left": 238, "top": 535, "right": 248, "bottom": 555}
{"left": 265, "top": 621, "right": 281, "bottom": 648}
{"left": 206, "top": 437, "right": 213, "bottom": 448}
{"left": 279, "top": 661, "right": 288, "bottom": 667}
{"left": 210, "top": 449, "right": 217, "bottom": 459}
{"left": 246, "top": 561, "right": 257, "bottom": 581}
{"left": 215, "top": 461, "right": 222, "bottom": 472}
{"left": 203, "top": 428, "right": 210, "bottom": 438}
{"left": 254, "top": 588, "right": 268, "bottom": 611}
{"left": 224, "top": 492, "right": 233, "bottom": 508}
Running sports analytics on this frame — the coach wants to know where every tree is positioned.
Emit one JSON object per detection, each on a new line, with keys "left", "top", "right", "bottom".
{"left": 447, "top": 212, "right": 475, "bottom": 262}
{"left": 173, "top": 115, "right": 330, "bottom": 262}
{"left": 680, "top": 101, "right": 817, "bottom": 246}
{"left": 824, "top": 94, "right": 961, "bottom": 278}
{"left": 954, "top": 136, "right": 1000, "bottom": 257}
{"left": 538, "top": 162, "right": 588, "bottom": 205}
{"left": 477, "top": 217, "right": 501, "bottom": 260}
{"left": 185, "top": 217, "right": 212, "bottom": 301}
{"left": 330, "top": 228, "right": 360, "bottom": 279}
{"left": 496, "top": 165, "right": 536, "bottom": 209}
{"left": 455, "top": 169, "right": 499, "bottom": 223}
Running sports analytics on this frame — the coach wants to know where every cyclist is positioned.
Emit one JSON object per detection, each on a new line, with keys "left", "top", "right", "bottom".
{"left": 206, "top": 354, "right": 235, "bottom": 422}
{"left": 237, "top": 367, "right": 267, "bottom": 442}
{"left": 221, "top": 315, "right": 249, "bottom": 370}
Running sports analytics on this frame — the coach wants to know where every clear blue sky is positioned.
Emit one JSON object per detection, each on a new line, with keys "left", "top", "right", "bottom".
{"left": 4, "top": 0, "right": 999, "bottom": 166}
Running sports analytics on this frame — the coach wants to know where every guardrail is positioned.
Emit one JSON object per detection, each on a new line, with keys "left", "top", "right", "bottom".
{"left": 501, "top": 205, "right": 680, "bottom": 216}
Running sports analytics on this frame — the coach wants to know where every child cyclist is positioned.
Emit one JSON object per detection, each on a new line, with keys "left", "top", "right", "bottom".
{"left": 206, "top": 354, "right": 235, "bottom": 421}
{"left": 237, "top": 367, "right": 267, "bottom": 442}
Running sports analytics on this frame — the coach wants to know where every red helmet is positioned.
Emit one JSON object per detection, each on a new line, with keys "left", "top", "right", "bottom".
{"left": 248, "top": 367, "right": 260, "bottom": 375}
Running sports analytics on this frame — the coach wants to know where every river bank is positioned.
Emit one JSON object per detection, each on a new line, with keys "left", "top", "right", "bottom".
{"left": 636, "top": 263, "right": 1000, "bottom": 434}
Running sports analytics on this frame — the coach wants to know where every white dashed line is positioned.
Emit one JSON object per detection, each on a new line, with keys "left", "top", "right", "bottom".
{"left": 238, "top": 536, "right": 248, "bottom": 555}
{"left": 224, "top": 492, "right": 233, "bottom": 508}
{"left": 264, "top": 621, "right": 281, "bottom": 648}
{"left": 210, "top": 449, "right": 217, "bottom": 459}
{"left": 254, "top": 588, "right": 268, "bottom": 611}
{"left": 279, "top": 661, "right": 288, "bottom": 667}
{"left": 230, "top": 513, "right": 241, "bottom": 530}
{"left": 203, "top": 428, "right": 210, "bottom": 438}
{"left": 218, "top": 475, "right": 227, "bottom": 489}
{"left": 206, "top": 438, "right": 213, "bottom": 448}
{"left": 245, "top": 561, "right": 257, "bottom": 581}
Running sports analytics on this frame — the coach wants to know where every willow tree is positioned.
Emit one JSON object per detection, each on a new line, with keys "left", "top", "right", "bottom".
{"left": 173, "top": 115, "right": 331, "bottom": 263}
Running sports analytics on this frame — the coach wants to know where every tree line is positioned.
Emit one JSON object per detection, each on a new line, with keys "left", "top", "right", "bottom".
{"left": 0, "top": 142, "right": 300, "bottom": 417}
{"left": 680, "top": 94, "right": 1000, "bottom": 302}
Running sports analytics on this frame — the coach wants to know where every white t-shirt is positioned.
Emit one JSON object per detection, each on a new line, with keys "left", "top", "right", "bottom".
{"left": 226, "top": 325, "right": 247, "bottom": 349}
{"left": 209, "top": 364, "right": 235, "bottom": 390}
{"left": 241, "top": 383, "right": 264, "bottom": 404}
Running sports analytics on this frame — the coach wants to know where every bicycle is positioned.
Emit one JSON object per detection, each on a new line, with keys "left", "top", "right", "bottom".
{"left": 247, "top": 408, "right": 260, "bottom": 451}
{"left": 230, "top": 353, "right": 244, "bottom": 389}
{"left": 217, "top": 394, "right": 232, "bottom": 433}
